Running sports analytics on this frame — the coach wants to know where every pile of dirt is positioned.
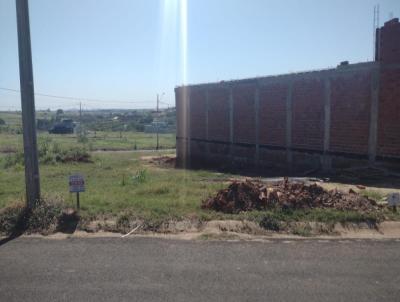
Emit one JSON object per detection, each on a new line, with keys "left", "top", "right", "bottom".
{"left": 202, "top": 178, "right": 380, "bottom": 214}
{"left": 149, "top": 156, "right": 176, "bottom": 167}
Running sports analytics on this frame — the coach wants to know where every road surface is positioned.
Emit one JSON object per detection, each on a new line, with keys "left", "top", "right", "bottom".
{"left": 1, "top": 237, "right": 399, "bottom": 301}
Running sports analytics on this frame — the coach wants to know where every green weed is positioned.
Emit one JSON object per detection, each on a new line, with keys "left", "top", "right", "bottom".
{"left": 132, "top": 169, "right": 147, "bottom": 184}
{"left": 360, "top": 190, "right": 385, "bottom": 202}
{"left": 1, "top": 139, "right": 91, "bottom": 168}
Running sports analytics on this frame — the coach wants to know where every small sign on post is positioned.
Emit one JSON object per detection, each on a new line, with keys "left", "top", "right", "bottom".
{"left": 69, "top": 174, "right": 85, "bottom": 210}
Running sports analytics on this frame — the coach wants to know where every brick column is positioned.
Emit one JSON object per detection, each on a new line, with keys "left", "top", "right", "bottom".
{"left": 255, "top": 84, "right": 260, "bottom": 165}
{"left": 229, "top": 86, "right": 234, "bottom": 156}
{"left": 205, "top": 88, "right": 210, "bottom": 156}
{"left": 286, "top": 81, "right": 293, "bottom": 170}
{"left": 186, "top": 87, "right": 191, "bottom": 167}
{"left": 368, "top": 67, "right": 380, "bottom": 164}
{"left": 322, "top": 77, "right": 332, "bottom": 171}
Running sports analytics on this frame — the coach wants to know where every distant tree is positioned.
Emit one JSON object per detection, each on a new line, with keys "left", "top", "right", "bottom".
{"left": 55, "top": 109, "right": 64, "bottom": 121}
{"left": 126, "top": 121, "right": 138, "bottom": 131}
{"left": 135, "top": 124, "right": 145, "bottom": 132}
{"left": 0, "top": 118, "right": 5, "bottom": 125}
{"left": 139, "top": 113, "right": 153, "bottom": 124}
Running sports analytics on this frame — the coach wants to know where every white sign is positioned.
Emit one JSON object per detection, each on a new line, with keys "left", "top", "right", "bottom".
{"left": 69, "top": 174, "right": 85, "bottom": 193}
{"left": 387, "top": 193, "right": 400, "bottom": 207}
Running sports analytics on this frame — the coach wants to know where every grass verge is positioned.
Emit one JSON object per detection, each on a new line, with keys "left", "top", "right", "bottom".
{"left": 0, "top": 131, "right": 175, "bottom": 152}
{"left": 1, "top": 150, "right": 399, "bottom": 236}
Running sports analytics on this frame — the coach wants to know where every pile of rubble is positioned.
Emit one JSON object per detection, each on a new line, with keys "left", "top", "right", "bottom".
{"left": 202, "top": 178, "right": 380, "bottom": 214}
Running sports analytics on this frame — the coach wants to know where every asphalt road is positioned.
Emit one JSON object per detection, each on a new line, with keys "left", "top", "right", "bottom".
{"left": 1, "top": 237, "right": 400, "bottom": 302}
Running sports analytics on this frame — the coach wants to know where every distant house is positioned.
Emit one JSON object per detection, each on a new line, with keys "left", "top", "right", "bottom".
{"left": 49, "top": 119, "right": 75, "bottom": 134}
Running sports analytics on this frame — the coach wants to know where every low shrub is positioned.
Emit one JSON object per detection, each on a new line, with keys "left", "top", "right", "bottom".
{"left": 1, "top": 139, "right": 91, "bottom": 168}
{"left": 2, "top": 150, "right": 24, "bottom": 168}
{"left": 116, "top": 213, "right": 131, "bottom": 232}
{"left": 0, "top": 197, "right": 66, "bottom": 235}
{"left": 77, "top": 133, "right": 89, "bottom": 144}
{"left": 259, "top": 214, "right": 281, "bottom": 231}
{"left": 58, "top": 146, "right": 91, "bottom": 163}
{"left": 0, "top": 202, "right": 25, "bottom": 235}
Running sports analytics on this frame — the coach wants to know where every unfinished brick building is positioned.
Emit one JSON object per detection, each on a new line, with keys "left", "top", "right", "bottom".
{"left": 175, "top": 18, "right": 400, "bottom": 173}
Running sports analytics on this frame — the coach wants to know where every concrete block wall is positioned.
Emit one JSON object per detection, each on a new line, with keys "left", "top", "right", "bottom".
{"left": 176, "top": 19, "right": 400, "bottom": 173}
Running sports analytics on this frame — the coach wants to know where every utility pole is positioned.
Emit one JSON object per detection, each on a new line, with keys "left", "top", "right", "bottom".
{"left": 156, "top": 94, "right": 159, "bottom": 150}
{"left": 155, "top": 93, "right": 165, "bottom": 150}
{"left": 15, "top": 0, "right": 40, "bottom": 207}
{"left": 373, "top": 4, "right": 380, "bottom": 60}
{"left": 77, "top": 102, "right": 83, "bottom": 136}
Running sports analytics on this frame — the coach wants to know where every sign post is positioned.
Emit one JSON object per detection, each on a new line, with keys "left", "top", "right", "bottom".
{"left": 77, "top": 192, "right": 80, "bottom": 210}
{"left": 69, "top": 174, "right": 85, "bottom": 210}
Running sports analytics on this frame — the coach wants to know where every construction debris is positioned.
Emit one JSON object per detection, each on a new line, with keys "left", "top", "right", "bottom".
{"left": 202, "top": 178, "right": 380, "bottom": 214}
{"left": 121, "top": 224, "right": 142, "bottom": 238}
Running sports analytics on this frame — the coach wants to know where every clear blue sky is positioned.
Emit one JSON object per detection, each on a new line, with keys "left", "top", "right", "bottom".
{"left": 0, "top": 0, "right": 399, "bottom": 110}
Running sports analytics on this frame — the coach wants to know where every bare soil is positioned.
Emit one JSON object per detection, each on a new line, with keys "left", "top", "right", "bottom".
{"left": 11, "top": 220, "right": 400, "bottom": 241}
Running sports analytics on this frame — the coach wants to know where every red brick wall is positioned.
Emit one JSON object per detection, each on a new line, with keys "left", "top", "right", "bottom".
{"left": 233, "top": 84, "right": 256, "bottom": 144}
{"left": 176, "top": 66, "right": 400, "bottom": 167}
{"left": 208, "top": 86, "right": 230, "bottom": 142}
{"left": 378, "top": 67, "right": 400, "bottom": 157}
{"left": 330, "top": 71, "right": 372, "bottom": 154}
{"left": 259, "top": 82, "right": 287, "bottom": 146}
{"left": 292, "top": 78, "right": 325, "bottom": 150}
{"left": 176, "top": 17, "right": 400, "bottom": 169}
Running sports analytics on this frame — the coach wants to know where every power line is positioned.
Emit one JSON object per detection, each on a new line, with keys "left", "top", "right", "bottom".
{"left": 0, "top": 87, "right": 152, "bottom": 105}
{"left": 0, "top": 87, "right": 20, "bottom": 93}
{"left": 0, "top": 104, "right": 22, "bottom": 108}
